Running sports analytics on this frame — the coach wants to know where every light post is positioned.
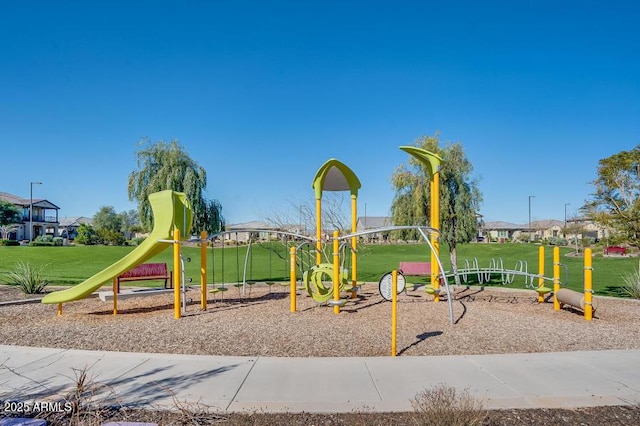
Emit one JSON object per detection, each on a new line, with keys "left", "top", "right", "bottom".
{"left": 564, "top": 203, "right": 570, "bottom": 229}
{"left": 299, "top": 204, "right": 304, "bottom": 235}
{"left": 364, "top": 203, "right": 367, "bottom": 229}
{"left": 29, "top": 181, "right": 42, "bottom": 241}
{"left": 528, "top": 195, "right": 535, "bottom": 242}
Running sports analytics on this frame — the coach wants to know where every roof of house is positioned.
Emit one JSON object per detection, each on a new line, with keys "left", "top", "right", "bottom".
{"left": 530, "top": 219, "right": 564, "bottom": 229}
{"left": 0, "top": 192, "right": 25, "bottom": 205}
{"left": 0, "top": 192, "right": 60, "bottom": 210}
{"left": 483, "top": 221, "right": 525, "bottom": 230}
{"left": 226, "top": 221, "right": 274, "bottom": 230}
{"left": 59, "top": 216, "right": 93, "bottom": 227}
{"left": 485, "top": 219, "right": 566, "bottom": 231}
{"left": 357, "top": 216, "right": 392, "bottom": 229}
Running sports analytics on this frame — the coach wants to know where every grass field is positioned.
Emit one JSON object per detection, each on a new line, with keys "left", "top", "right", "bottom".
{"left": 0, "top": 242, "right": 636, "bottom": 297}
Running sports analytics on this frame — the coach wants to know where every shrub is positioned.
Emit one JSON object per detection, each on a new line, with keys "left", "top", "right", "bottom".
{"left": 95, "top": 229, "right": 125, "bottom": 246}
{"left": 75, "top": 223, "right": 98, "bottom": 245}
{"left": 53, "top": 236, "right": 64, "bottom": 246}
{"left": 4, "top": 261, "right": 49, "bottom": 294}
{"left": 548, "top": 237, "right": 568, "bottom": 246}
{"left": 131, "top": 237, "right": 145, "bottom": 246}
{"left": 29, "top": 235, "right": 59, "bottom": 246}
{"left": 621, "top": 260, "right": 640, "bottom": 299}
{"left": 411, "top": 383, "right": 485, "bottom": 426}
{"left": 0, "top": 239, "right": 20, "bottom": 246}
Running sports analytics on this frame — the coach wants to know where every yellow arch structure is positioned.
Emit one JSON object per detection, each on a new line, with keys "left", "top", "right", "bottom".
{"left": 311, "top": 158, "right": 361, "bottom": 292}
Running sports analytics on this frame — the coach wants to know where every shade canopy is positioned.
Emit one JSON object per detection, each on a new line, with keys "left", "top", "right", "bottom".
{"left": 399, "top": 146, "right": 443, "bottom": 177}
{"left": 312, "top": 158, "right": 361, "bottom": 199}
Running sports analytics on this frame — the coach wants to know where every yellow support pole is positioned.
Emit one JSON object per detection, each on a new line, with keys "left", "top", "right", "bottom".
{"left": 57, "top": 303, "right": 62, "bottom": 316}
{"left": 538, "top": 245, "right": 545, "bottom": 302}
{"left": 200, "top": 230, "right": 207, "bottom": 311}
{"left": 333, "top": 230, "right": 340, "bottom": 314}
{"left": 174, "top": 228, "right": 181, "bottom": 319}
{"left": 290, "top": 246, "right": 297, "bottom": 313}
{"left": 112, "top": 277, "right": 118, "bottom": 316}
{"left": 584, "top": 248, "right": 593, "bottom": 321}
{"left": 316, "top": 198, "right": 322, "bottom": 265}
{"left": 351, "top": 196, "right": 357, "bottom": 298}
{"left": 391, "top": 269, "right": 398, "bottom": 357}
{"left": 398, "top": 147, "right": 442, "bottom": 303}
{"left": 431, "top": 171, "right": 440, "bottom": 303}
{"left": 553, "top": 246, "right": 560, "bottom": 311}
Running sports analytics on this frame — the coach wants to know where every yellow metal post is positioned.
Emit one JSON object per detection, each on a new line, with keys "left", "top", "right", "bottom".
{"left": 584, "top": 248, "right": 593, "bottom": 321}
{"left": 200, "top": 231, "right": 207, "bottom": 311}
{"left": 112, "top": 277, "right": 118, "bottom": 316}
{"left": 538, "top": 245, "right": 545, "bottom": 302}
{"left": 333, "top": 230, "right": 340, "bottom": 314}
{"left": 553, "top": 246, "right": 560, "bottom": 311}
{"left": 391, "top": 269, "right": 397, "bottom": 357}
{"left": 431, "top": 171, "right": 440, "bottom": 302}
{"left": 57, "top": 303, "right": 62, "bottom": 316}
{"left": 174, "top": 229, "right": 181, "bottom": 319}
{"left": 290, "top": 246, "right": 297, "bottom": 312}
{"left": 351, "top": 196, "right": 358, "bottom": 298}
{"left": 400, "top": 147, "right": 442, "bottom": 304}
{"left": 316, "top": 198, "right": 322, "bottom": 265}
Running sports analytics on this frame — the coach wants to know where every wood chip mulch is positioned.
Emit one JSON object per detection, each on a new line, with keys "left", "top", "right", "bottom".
{"left": 1, "top": 283, "right": 639, "bottom": 358}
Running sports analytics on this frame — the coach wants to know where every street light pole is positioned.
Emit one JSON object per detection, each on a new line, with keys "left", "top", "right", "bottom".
{"left": 528, "top": 195, "right": 535, "bottom": 242}
{"left": 29, "top": 181, "right": 42, "bottom": 241}
{"left": 564, "top": 203, "right": 570, "bottom": 229}
{"left": 299, "top": 205, "right": 304, "bottom": 235}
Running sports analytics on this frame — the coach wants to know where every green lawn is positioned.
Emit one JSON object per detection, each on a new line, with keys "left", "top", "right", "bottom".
{"left": 0, "top": 242, "right": 636, "bottom": 297}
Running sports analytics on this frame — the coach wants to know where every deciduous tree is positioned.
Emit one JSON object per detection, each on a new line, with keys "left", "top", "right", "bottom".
{"left": 582, "top": 146, "right": 640, "bottom": 247}
{"left": 93, "top": 206, "right": 123, "bottom": 233}
{"left": 0, "top": 200, "right": 21, "bottom": 227}
{"left": 119, "top": 209, "right": 142, "bottom": 239}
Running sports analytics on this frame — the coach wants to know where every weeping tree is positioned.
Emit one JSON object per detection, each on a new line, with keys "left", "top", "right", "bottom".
{"left": 128, "top": 139, "right": 225, "bottom": 234}
{"left": 391, "top": 134, "right": 482, "bottom": 283}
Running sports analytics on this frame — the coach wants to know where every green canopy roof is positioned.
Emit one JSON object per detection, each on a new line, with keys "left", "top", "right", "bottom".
{"left": 399, "top": 146, "right": 443, "bottom": 178}
{"left": 312, "top": 158, "right": 361, "bottom": 199}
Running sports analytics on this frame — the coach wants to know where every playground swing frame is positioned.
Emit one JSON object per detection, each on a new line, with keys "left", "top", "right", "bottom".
{"left": 210, "top": 228, "right": 314, "bottom": 297}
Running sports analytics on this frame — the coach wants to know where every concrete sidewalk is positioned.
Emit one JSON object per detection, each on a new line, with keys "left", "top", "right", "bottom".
{"left": 1, "top": 345, "right": 639, "bottom": 413}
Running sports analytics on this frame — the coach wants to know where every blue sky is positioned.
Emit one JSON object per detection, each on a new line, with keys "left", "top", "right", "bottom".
{"left": 2, "top": 1, "right": 639, "bottom": 226}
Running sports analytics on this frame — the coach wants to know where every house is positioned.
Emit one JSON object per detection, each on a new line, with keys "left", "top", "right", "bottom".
{"left": 56, "top": 216, "right": 93, "bottom": 241}
{"left": 565, "top": 217, "right": 610, "bottom": 242}
{"left": 484, "top": 220, "right": 565, "bottom": 242}
{"left": 530, "top": 219, "right": 565, "bottom": 240}
{"left": 483, "top": 218, "right": 607, "bottom": 243}
{"left": 482, "top": 221, "right": 526, "bottom": 242}
{"left": 356, "top": 216, "right": 393, "bottom": 242}
{"left": 0, "top": 192, "right": 60, "bottom": 241}
{"left": 223, "top": 221, "right": 277, "bottom": 243}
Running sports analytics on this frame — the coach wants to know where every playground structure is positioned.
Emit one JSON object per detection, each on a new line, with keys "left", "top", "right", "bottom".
{"left": 207, "top": 224, "right": 452, "bottom": 321}
{"left": 40, "top": 146, "right": 595, "bottom": 323}
{"left": 445, "top": 245, "right": 594, "bottom": 320}
{"left": 41, "top": 190, "right": 193, "bottom": 315}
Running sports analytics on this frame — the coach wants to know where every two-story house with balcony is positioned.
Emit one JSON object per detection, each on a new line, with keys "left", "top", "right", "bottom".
{"left": 0, "top": 192, "right": 60, "bottom": 241}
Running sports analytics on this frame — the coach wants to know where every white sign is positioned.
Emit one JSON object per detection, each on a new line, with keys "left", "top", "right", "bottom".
{"left": 379, "top": 271, "right": 406, "bottom": 301}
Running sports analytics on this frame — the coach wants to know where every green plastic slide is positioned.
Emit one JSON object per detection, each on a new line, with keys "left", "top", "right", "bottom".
{"left": 41, "top": 190, "right": 192, "bottom": 304}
